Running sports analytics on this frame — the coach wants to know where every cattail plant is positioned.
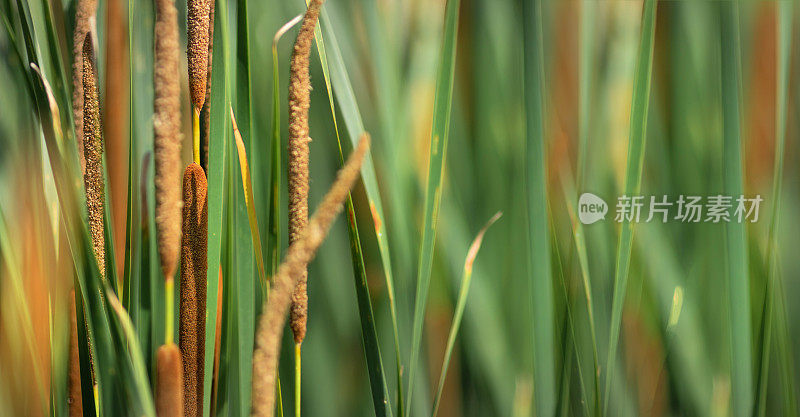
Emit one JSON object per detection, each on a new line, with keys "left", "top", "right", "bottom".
{"left": 252, "top": 134, "right": 370, "bottom": 417}
{"left": 154, "top": 0, "right": 181, "bottom": 327}
{"left": 154, "top": 0, "right": 183, "bottom": 413}
{"left": 188, "top": 0, "right": 212, "bottom": 164}
{"left": 156, "top": 343, "right": 184, "bottom": 417}
{"left": 82, "top": 35, "right": 106, "bottom": 277}
{"left": 71, "top": 0, "right": 98, "bottom": 175}
{"left": 288, "top": 0, "right": 324, "bottom": 351}
{"left": 179, "top": 163, "right": 208, "bottom": 417}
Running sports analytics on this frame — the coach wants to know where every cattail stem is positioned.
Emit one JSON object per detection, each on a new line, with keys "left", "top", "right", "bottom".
{"left": 180, "top": 163, "right": 208, "bottom": 417}
{"left": 252, "top": 134, "right": 370, "bottom": 417}
{"left": 165, "top": 278, "right": 174, "bottom": 344}
{"left": 193, "top": 107, "right": 201, "bottom": 164}
{"left": 294, "top": 343, "right": 301, "bottom": 417}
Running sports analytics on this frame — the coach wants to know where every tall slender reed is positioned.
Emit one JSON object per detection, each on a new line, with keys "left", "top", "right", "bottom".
{"left": 287, "top": 1, "right": 325, "bottom": 413}
{"left": 252, "top": 134, "right": 370, "bottom": 417}
{"left": 154, "top": 0, "right": 183, "bottom": 413}
{"left": 154, "top": 0, "right": 182, "bottom": 341}
{"left": 82, "top": 34, "right": 106, "bottom": 277}
{"left": 71, "top": 0, "right": 98, "bottom": 175}
{"left": 179, "top": 163, "right": 208, "bottom": 417}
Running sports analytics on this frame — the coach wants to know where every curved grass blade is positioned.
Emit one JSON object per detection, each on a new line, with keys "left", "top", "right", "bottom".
{"left": 719, "top": 3, "right": 752, "bottom": 415}
{"left": 310, "top": 8, "right": 404, "bottom": 406}
{"left": 307, "top": 3, "right": 404, "bottom": 412}
{"left": 405, "top": 0, "right": 461, "bottom": 413}
{"left": 521, "top": 0, "right": 555, "bottom": 414}
{"left": 230, "top": 108, "right": 266, "bottom": 291}
{"left": 603, "top": 0, "right": 658, "bottom": 412}
{"left": 431, "top": 212, "right": 501, "bottom": 417}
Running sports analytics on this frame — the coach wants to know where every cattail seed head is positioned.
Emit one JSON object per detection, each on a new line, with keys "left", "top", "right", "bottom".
{"left": 188, "top": 0, "right": 212, "bottom": 109}
{"left": 179, "top": 163, "right": 208, "bottom": 417}
{"left": 252, "top": 134, "right": 370, "bottom": 417}
{"left": 199, "top": 1, "right": 215, "bottom": 173}
{"left": 82, "top": 35, "right": 106, "bottom": 276}
{"left": 71, "top": 0, "right": 98, "bottom": 175}
{"left": 156, "top": 343, "right": 184, "bottom": 417}
{"left": 154, "top": 0, "right": 182, "bottom": 280}
{"left": 288, "top": 0, "right": 325, "bottom": 346}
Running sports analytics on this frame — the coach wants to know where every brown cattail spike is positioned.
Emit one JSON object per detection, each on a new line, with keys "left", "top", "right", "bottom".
{"left": 82, "top": 35, "right": 106, "bottom": 277}
{"left": 188, "top": 0, "right": 211, "bottom": 109}
{"left": 71, "top": 0, "right": 98, "bottom": 175}
{"left": 179, "top": 163, "right": 208, "bottom": 417}
{"left": 199, "top": 1, "right": 215, "bottom": 173}
{"left": 252, "top": 134, "right": 370, "bottom": 417}
{"left": 156, "top": 343, "right": 184, "bottom": 417}
{"left": 68, "top": 291, "right": 83, "bottom": 417}
{"left": 288, "top": 0, "right": 325, "bottom": 346}
{"left": 154, "top": 0, "right": 182, "bottom": 280}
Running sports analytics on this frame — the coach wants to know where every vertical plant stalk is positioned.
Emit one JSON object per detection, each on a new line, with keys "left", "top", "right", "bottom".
{"left": 154, "top": 0, "right": 182, "bottom": 344}
{"left": 179, "top": 163, "right": 208, "bottom": 417}
{"left": 719, "top": 2, "right": 751, "bottom": 416}
{"left": 604, "top": 0, "right": 657, "bottom": 412}
{"left": 68, "top": 290, "right": 83, "bottom": 417}
{"left": 288, "top": 0, "right": 324, "bottom": 346}
{"left": 104, "top": 0, "right": 130, "bottom": 281}
{"left": 252, "top": 134, "right": 370, "bottom": 417}
{"left": 287, "top": 2, "right": 324, "bottom": 413}
{"left": 406, "top": 0, "right": 460, "bottom": 413}
{"left": 82, "top": 35, "right": 106, "bottom": 277}
{"left": 156, "top": 343, "right": 184, "bottom": 417}
{"left": 71, "top": 0, "right": 98, "bottom": 175}
{"left": 521, "top": 0, "right": 554, "bottom": 415}
{"left": 188, "top": 0, "right": 211, "bottom": 164}
{"left": 210, "top": 268, "right": 223, "bottom": 413}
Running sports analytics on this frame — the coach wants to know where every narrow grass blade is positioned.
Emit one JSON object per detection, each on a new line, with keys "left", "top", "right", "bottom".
{"left": 603, "top": 0, "right": 658, "bottom": 412}
{"left": 406, "top": 0, "right": 461, "bottom": 413}
{"left": 755, "top": 3, "right": 793, "bottom": 416}
{"left": 431, "top": 212, "right": 501, "bottom": 417}
{"left": 203, "top": 0, "right": 230, "bottom": 413}
{"left": 230, "top": 108, "right": 266, "bottom": 291}
{"left": 521, "top": 0, "right": 555, "bottom": 414}
{"left": 309, "top": 4, "right": 404, "bottom": 412}
{"left": 719, "top": 2, "right": 752, "bottom": 415}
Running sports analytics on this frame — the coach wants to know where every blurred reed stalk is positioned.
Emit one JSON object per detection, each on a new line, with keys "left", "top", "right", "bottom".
{"left": 153, "top": 0, "right": 182, "bottom": 342}
{"left": 154, "top": 0, "right": 183, "bottom": 413}
{"left": 251, "top": 134, "right": 370, "bottom": 417}
{"left": 71, "top": 0, "right": 98, "bottom": 175}
{"left": 179, "top": 163, "right": 208, "bottom": 417}
{"left": 103, "top": 0, "right": 130, "bottom": 280}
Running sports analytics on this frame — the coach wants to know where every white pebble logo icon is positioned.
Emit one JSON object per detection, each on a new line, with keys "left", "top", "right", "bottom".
{"left": 579, "top": 193, "right": 608, "bottom": 224}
